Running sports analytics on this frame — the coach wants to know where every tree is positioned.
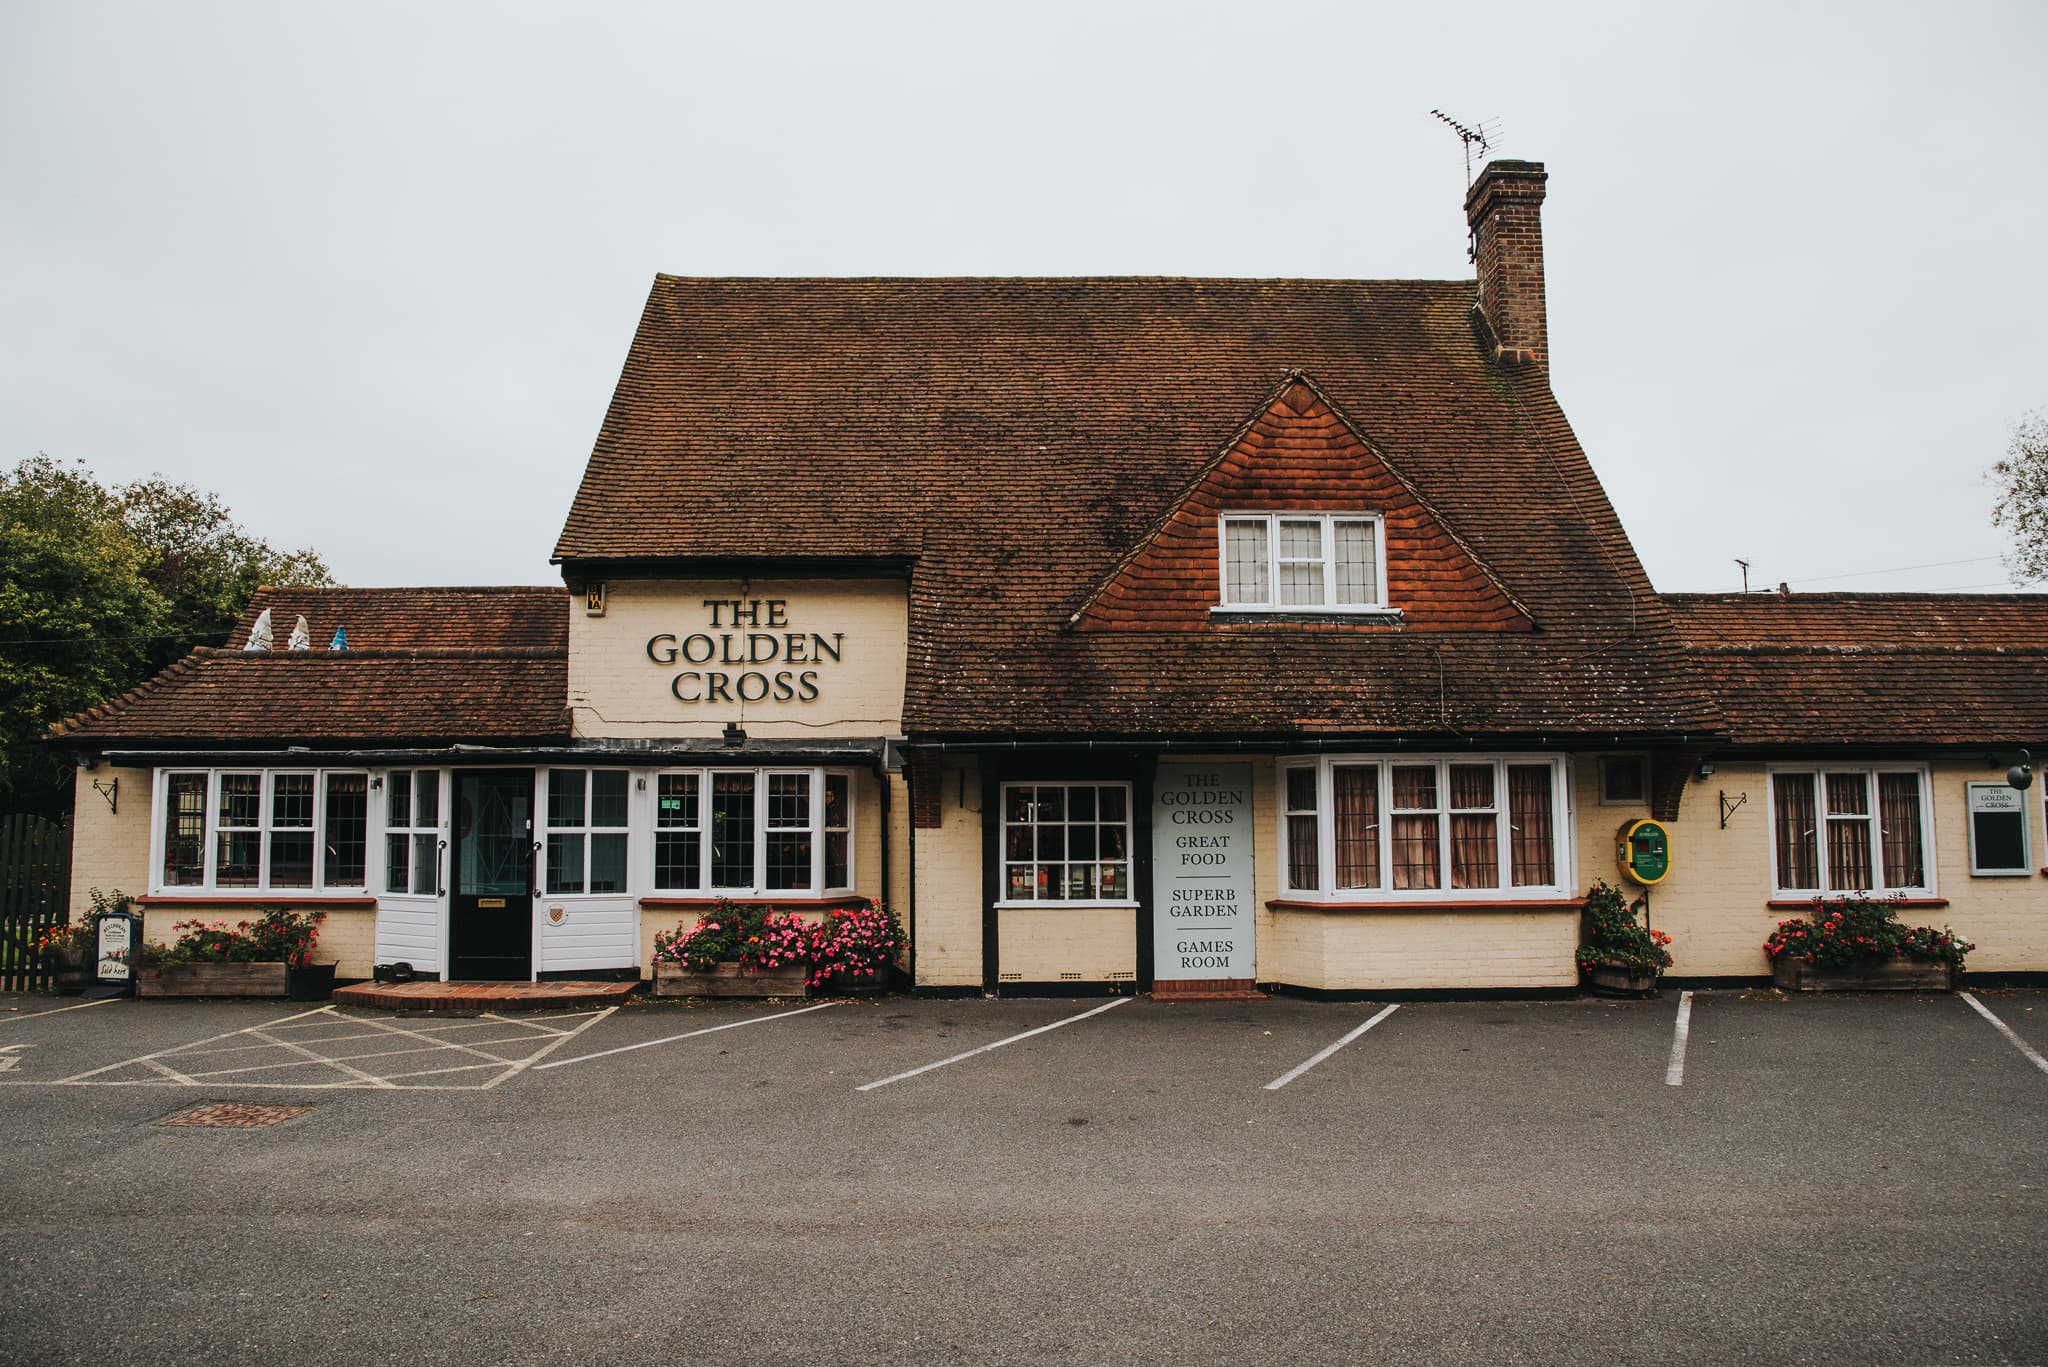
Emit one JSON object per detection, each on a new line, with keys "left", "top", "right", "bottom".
{"left": 0, "top": 455, "right": 332, "bottom": 815}
{"left": 1990, "top": 411, "right": 2048, "bottom": 584}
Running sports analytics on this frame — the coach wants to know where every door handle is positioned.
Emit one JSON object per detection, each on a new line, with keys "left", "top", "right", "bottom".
{"left": 437, "top": 839, "right": 448, "bottom": 898}
{"left": 531, "top": 839, "right": 542, "bottom": 892}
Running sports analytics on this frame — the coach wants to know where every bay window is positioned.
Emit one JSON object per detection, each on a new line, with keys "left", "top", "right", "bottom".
{"left": 1279, "top": 756, "right": 1568, "bottom": 899}
{"left": 155, "top": 769, "right": 369, "bottom": 893}
{"left": 1769, "top": 766, "right": 1932, "bottom": 896}
{"left": 651, "top": 768, "right": 855, "bottom": 897}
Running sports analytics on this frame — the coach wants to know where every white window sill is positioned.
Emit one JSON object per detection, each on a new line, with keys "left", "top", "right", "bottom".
{"left": 994, "top": 899, "right": 1141, "bottom": 910}
{"left": 1209, "top": 605, "right": 1402, "bottom": 617}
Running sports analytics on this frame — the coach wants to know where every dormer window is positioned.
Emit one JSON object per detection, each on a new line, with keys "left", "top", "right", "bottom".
{"left": 1218, "top": 513, "right": 1389, "bottom": 612}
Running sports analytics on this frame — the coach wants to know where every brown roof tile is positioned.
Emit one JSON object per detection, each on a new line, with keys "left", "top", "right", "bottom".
{"left": 53, "top": 587, "right": 569, "bottom": 746}
{"left": 558, "top": 277, "right": 1713, "bottom": 739}
{"left": 1664, "top": 593, "right": 2048, "bottom": 747}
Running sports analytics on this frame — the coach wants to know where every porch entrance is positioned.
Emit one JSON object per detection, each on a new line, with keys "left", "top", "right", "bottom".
{"left": 449, "top": 770, "right": 534, "bottom": 981}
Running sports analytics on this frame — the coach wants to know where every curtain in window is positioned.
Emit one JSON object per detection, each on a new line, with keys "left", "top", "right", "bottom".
{"left": 1286, "top": 767, "right": 1320, "bottom": 891}
{"left": 1333, "top": 765, "right": 1378, "bottom": 889}
{"left": 1390, "top": 766, "right": 1439, "bottom": 890}
{"left": 1448, "top": 765, "right": 1497, "bottom": 889}
{"left": 1507, "top": 765, "right": 1555, "bottom": 886}
{"left": 1334, "top": 520, "right": 1378, "bottom": 605}
{"left": 1877, "top": 773, "right": 1925, "bottom": 889}
{"left": 1773, "top": 773, "right": 1819, "bottom": 890}
{"left": 1224, "top": 519, "right": 1269, "bottom": 604}
{"left": 1825, "top": 772, "right": 1873, "bottom": 891}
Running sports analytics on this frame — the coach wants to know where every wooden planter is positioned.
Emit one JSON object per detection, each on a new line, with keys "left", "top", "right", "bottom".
{"left": 136, "top": 963, "right": 289, "bottom": 999}
{"left": 652, "top": 962, "right": 810, "bottom": 999}
{"left": 1583, "top": 962, "right": 1661, "bottom": 998}
{"left": 1771, "top": 957, "right": 1957, "bottom": 993}
{"left": 815, "top": 968, "right": 895, "bottom": 996}
{"left": 44, "top": 951, "right": 91, "bottom": 997}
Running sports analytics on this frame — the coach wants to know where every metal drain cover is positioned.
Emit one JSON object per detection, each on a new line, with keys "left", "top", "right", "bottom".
{"left": 158, "top": 1102, "right": 312, "bottom": 1129}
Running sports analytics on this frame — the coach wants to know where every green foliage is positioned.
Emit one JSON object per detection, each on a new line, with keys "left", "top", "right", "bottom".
{"left": 1991, "top": 410, "right": 2048, "bottom": 584}
{"left": 1764, "top": 897, "right": 1972, "bottom": 970}
{"left": 131, "top": 908, "right": 325, "bottom": 969}
{"left": 1576, "top": 879, "right": 1674, "bottom": 975}
{"left": 0, "top": 455, "right": 331, "bottom": 812}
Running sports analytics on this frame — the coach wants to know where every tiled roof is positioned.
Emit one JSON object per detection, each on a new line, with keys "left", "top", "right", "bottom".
{"left": 52, "top": 587, "right": 569, "bottom": 746}
{"left": 1664, "top": 593, "right": 2048, "bottom": 747}
{"left": 226, "top": 586, "right": 566, "bottom": 651}
{"left": 559, "top": 277, "right": 1715, "bottom": 739}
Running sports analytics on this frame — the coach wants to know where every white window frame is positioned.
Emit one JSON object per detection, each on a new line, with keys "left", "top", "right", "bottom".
{"left": 541, "top": 767, "right": 633, "bottom": 897}
{"left": 1764, "top": 764, "right": 1936, "bottom": 898}
{"left": 1276, "top": 755, "right": 1574, "bottom": 901}
{"left": 646, "top": 767, "right": 856, "bottom": 898}
{"left": 381, "top": 768, "right": 445, "bottom": 898}
{"left": 996, "top": 780, "right": 1138, "bottom": 908}
{"left": 1965, "top": 781, "right": 2032, "bottom": 878}
{"left": 1214, "top": 511, "right": 1393, "bottom": 614}
{"left": 150, "top": 767, "right": 371, "bottom": 896}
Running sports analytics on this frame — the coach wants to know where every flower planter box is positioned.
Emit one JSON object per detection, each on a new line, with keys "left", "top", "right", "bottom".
{"left": 286, "top": 962, "right": 338, "bottom": 1002}
{"left": 815, "top": 968, "right": 895, "bottom": 997}
{"left": 44, "top": 950, "right": 91, "bottom": 997}
{"left": 1583, "top": 962, "right": 1660, "bottom": 998}
{"left": 1771, "top": 957, "right": 1956, "bottom": 994}
{"left": 652, "top": 962, "right": 810, "bottom": 999}
{"left": 136, "top": 963, "right": 290, "bottom": 999}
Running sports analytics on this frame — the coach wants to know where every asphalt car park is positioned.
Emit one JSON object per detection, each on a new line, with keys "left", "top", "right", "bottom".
{"left": 0, "top": 987, "right": 2042, "bottom": 1365}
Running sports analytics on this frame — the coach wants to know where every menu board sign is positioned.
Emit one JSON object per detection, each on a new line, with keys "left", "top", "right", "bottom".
{"left": 1151, "top": 763, "right": 1255, "bottom": 981}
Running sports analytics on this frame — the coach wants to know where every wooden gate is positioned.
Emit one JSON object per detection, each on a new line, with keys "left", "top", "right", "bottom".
{"left": 0, "top": 815, "right": 72, "bottom": 991}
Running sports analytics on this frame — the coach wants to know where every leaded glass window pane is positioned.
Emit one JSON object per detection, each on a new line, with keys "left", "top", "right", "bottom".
{"left": 711, "top": 773, "right": 755, "bottom": 888}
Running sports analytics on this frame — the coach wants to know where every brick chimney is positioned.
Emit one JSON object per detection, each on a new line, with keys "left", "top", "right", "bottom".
{"left": 1464, "top": 159, "right": 1548, "bottom": 368}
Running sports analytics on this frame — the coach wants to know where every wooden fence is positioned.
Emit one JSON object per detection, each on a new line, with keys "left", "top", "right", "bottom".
{"left": 0, "top": 815, "right": 72, "bottom": 992}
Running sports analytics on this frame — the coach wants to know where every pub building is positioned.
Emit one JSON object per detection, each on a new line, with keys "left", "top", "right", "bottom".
{"left": 53, "top": 160, "right": 2048, "bottom": 995}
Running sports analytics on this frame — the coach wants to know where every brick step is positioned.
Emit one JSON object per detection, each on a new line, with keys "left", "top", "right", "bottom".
{"left": 331, "top": 980, "right": 640, "bottom": 1012}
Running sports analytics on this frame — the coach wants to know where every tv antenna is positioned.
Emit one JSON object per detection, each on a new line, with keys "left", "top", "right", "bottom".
{"left": 1734, "top": 558, "right": 1751, "bottom": 593}
{"left": 1430, "top": 109, "right": 1502, "bottom": 186}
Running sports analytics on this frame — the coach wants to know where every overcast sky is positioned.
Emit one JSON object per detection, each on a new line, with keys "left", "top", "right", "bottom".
{"left": 4, "top": 1, "right": 2044, "bottom": 595}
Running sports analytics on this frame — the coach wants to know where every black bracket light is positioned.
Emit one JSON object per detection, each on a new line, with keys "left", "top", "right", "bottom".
{"left": 2008, "top": 748, "right": 2034, "bottom": 791}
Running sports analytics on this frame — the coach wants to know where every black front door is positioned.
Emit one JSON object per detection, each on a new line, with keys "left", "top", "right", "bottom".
{"left": 450, "top": 770, "right": 534, "bottom": 981}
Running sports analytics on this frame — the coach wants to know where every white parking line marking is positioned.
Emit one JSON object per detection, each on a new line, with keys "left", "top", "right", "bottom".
{"left": 1962, "top": 993, "right": 2048, "bottom": 1076}
{"left": 484, "top": 1007, "right": 617, "bottom": 1086}
{"left": 0, "top": 996, "right": 121, "bottom": 1025}
{"left": 25, "top": 1003, "right": 616, "bottom": 1090}
{"left": 1665, "top": 991, "right": 1694, "bottom": 1087}
{"left": 535, "top": 1001, "right": 838, "bottom": 1070}
{"left": 1265, "top": 1004, "right": 1400, "bottom": 1091}
{"left": 857, "top": 998, "right": 1129, "bottom": 1092}
{"left": 55, "top": 1006, "right": 334, "bottom": 1083}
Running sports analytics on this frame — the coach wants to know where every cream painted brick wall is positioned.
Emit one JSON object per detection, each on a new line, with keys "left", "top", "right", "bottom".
{"left": 1579, "top": 759, "right": 1775, "bottom": 978}
{"left": 69, "top": 766, "right": 153, "bottom": 919}
{"left": 1269, "top": 909, "right": 1578, "bottom": 990}
{"left": 568, "top": 579, "right": 906, "bottom": 739}
{"left": 996, "top": 907, "right": 1135, "bottom": 983}
{"left": 1584, "top": 758, "right": 2048, "bottom": 978}
{"left": 138, "top": 906, "right": 377, "bottom": 979}
{"left": 912, "top": 755, "right": 983, "bottom": 987}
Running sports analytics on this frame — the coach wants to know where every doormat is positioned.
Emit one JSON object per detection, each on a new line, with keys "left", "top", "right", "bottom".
{"left": 157, "top": 1102, "right": 313, "bottom": 1129}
